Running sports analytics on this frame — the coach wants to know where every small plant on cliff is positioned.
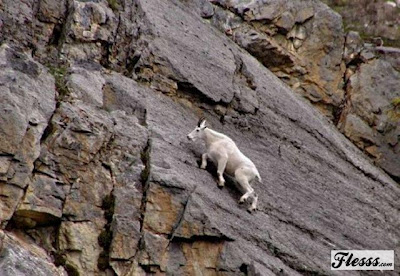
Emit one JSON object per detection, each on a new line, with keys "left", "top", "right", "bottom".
{"left": 387, "top": 97, "right": 400, "bottom": 120}
{"left": 48, "top": 65, "right": 70, "bottom": 100}
{"left": 391, "top": 97, "right": 400, "bottom": 107}
{"left": 107, "top": 0, "right": 119, "bottom": 11}
{"left": 53, "top": 252, "right": 79, "bottom": 276}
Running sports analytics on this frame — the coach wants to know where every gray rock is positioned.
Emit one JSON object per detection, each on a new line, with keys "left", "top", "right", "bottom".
{"left": 110, "top": 216, "right": 140, "bottom": 260}
{"left": 295, "top": 6, "right": 314, "bottom": 23}
{"left": 0, "top": 0, "right": 399, "bottom": 275}
{"left": 200, "top": 0, "right": 215, "bottom": 18}
{"left": 58, "top": 221, "right": 104, "bottom": 274}
{"left": 322, "top": 0, "right": 400, "bottom": 47}
{"left": 37, "top": 0, "right": 66, "bottom": 23}
{"left": 360, "top": 49, "right": 376, "bottom": 61}
{"left": 287, "top": 24, "right": 307, "bottom": 40}
{"left": 341, "top": 114, "right": 376, "bottom": 147}
{"left": 203, "top": 0, "right": 346, "bottom": 118}
{"left": 343, "top": 31, "right": 363, "bottom": 64}
{"left": 132, "top": 0, "right": 237, "bottom": 104}
{"left": 375, "top": 46, "right": 400, "bottom": 71}
{"left": 275, "top": 11, "right": 295, "bottom": 32}
{"left": 0, "top": 231, "right": 66, "bottom": 276}
{"left": 0, "top": 0, "right": 66, "bottom": 64}
{"left": 66, "top": 66, "right": 106, "bottom": 107}
{"left": 61, "top": 0, "right": 118, "bottom": 63}
{"left": 15, "top": 174, "right": 67, "bottom": 227}
{"left": 0, "top": 45, "right": 56, "bottom": 226}
{"left": 339, "top": 58, "right": 400, "bottom": 179}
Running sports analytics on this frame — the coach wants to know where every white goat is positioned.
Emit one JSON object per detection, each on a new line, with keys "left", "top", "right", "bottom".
{"left": 187, "top": 118, "right": 260, "bottom": 212}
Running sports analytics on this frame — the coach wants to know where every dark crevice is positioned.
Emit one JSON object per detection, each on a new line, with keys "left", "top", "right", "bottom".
{"left": 39, "top": 109, "right": 58, "bottom": 144}
{"left": 388, "top": 173, "right": 400, "bottom": 184}
{"left": 167, "top": 186, "right": 197, "bottom": 244}
{"left": 10, "top": 210, "right": 61, "bottom": 229}
{"left": 100, "top": 41, "right": 113, "bottom": 69}
{"left": 53, "top": 250, "right": 80, "bottom": 276}
{"left": 139, "top": 263, "right": 162, "bottom": 274}
{"left": 166, "top": 184, "right": 235, "bottom": 244}
{"left": 170, "top": 235, "right": 234, "bottom": 243}
{"left": 176, "top": 82, "right": 228, "bottom": 108}
{"left": 126, "top": 52, "right": 141, "bottom": 75}
{"left": 49, "top": 23, "right": 64, "bottom": 46}
{"left": 139, "top": 109, "right": 148, "bottom": 127}
{"left": 139, "top": 137, "right": 152, "bottom": 232}
{"left": 232, "top": 52, "right": 257, "bottom": 91}
{"left": 97, "top": 192, "right": 115, "bottom": 272}
{"left": 170, "top": 235, "right": 230, "bottom": 244}
{"left": 239, "top": 263, "right": 248, "bottom": 275}
{"left": 95, "top": 153, "right": 117, "bottom": 273}
{"left": 332, "top": 99, "right": 346, "bottom": 126}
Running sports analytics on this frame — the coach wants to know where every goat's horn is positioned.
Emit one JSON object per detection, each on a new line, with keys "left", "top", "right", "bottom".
{"left": 197, "top": 117, "right": 206, "bottom": 127}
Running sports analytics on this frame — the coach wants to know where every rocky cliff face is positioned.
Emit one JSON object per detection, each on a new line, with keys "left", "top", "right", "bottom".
{"left": 0, "top": 0, "right": 399, "bottom": 275}
{"left": 201, "top": 0, "right": 400, "bottom": 180}
{"left": 322, "top": 0, "right": 400, "bottom": 47}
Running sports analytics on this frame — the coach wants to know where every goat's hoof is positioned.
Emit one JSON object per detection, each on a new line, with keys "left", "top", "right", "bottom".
{"left": 200, "top": 165, "right": 206, "bottom": 170}
{"left": 217, "top": 183, "right": 225, "bottom": 189}
{"left": 238, "top": 198, "right": 246, "bottom": 204}
{"left": 247, "top": 207, "right": 256, "bottom": 213}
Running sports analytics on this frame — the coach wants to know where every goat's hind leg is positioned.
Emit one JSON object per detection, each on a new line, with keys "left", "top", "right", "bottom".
{"left": 235, "top": 169, "right": 254, "bottom": 204}
{"left": 239, "top": 189, "right": 254, "bottom": 204}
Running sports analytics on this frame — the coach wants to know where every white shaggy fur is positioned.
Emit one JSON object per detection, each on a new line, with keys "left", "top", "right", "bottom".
{"left": 187, "top": 119, "right": 260, "bottom": 212}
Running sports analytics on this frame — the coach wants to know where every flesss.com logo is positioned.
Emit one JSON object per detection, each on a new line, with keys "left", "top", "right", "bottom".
{"left": 331, "top": 250, "right": 394, "bottom": 270}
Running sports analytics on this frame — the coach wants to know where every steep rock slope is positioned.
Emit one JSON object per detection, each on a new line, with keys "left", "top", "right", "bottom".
{"left": 0, "top": 0, "right": 399, "bottom": 275}
{"left": 1, "top": 0, "right": 398, "bottom": 182}
{"left": 185, "top": 0, "right": 400, "bottom": 182}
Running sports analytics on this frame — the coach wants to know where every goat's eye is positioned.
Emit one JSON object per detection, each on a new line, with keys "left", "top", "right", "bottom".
{"left": 196, "top": 129, "right": 199, "bottom": 132}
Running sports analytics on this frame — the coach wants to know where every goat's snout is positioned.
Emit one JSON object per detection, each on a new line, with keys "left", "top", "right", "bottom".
{"left": 187, "top": 135, "right": 192, "bottom": 141}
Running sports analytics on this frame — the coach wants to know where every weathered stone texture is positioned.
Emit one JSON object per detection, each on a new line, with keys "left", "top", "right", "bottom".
{"left": 339, "top": 57, "right": 400, "bottom": 179}
{"left": 203, "top": 0, "right": 346, "bottom": 119}
{"left": 0, "top": 230, "right": 66, "bottom": 276}
{"left": 0, "top": 0, "right": 399, "bottom": 275}
{"left": 0, "top": 44, "right": 56, "bottom": 227}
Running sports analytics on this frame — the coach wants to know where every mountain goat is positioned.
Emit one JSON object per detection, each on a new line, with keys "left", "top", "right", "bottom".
{"left": 187, "top": 118, "right": 260, "bottom": 212}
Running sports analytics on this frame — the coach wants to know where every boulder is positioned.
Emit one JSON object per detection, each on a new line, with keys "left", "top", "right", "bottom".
{"left": 339, "top": 58, "right": 400, "bottom": 179}
{"left": 0, "top": 230, "right": 66, "bottom": 276}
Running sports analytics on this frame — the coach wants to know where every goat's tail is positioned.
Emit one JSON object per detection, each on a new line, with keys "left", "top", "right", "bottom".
{"left": 255, "top": 171, "right": 262, "bottom": 182}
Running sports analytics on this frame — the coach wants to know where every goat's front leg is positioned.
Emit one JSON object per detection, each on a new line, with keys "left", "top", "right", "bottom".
{"left": 200, "top": 153, "right": 208, "bottom": 169}
{"left": 216, "top": 155, "right": 228, "bottom": 187}
{"left": 248, "top": 193, "right": 258, "bottom": 212}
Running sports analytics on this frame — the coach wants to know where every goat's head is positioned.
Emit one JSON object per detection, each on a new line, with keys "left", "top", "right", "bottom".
{"left": 187, "top": 118, "right": 207, "bottom": 141}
